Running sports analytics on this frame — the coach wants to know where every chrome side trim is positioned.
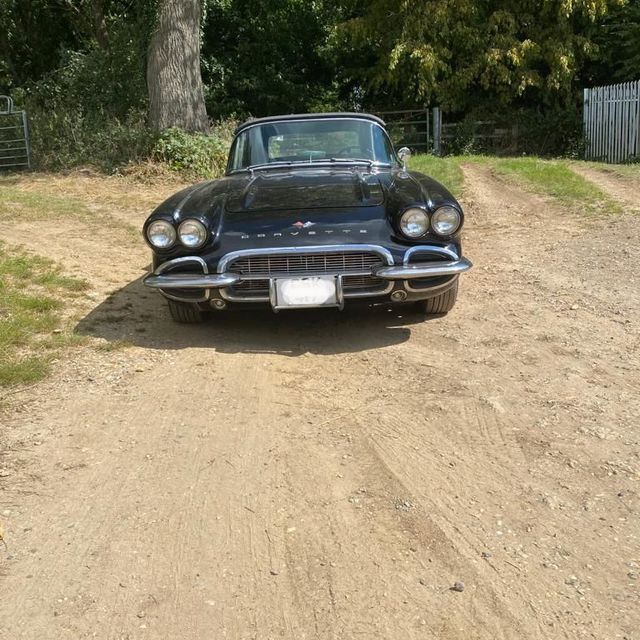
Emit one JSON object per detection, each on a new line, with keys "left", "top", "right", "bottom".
{"left": 375, "top": 257, "right": 472, "bottom": 280}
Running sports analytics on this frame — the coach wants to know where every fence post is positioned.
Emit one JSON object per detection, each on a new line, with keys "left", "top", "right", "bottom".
{"left": 425, "top": 106, "right": 430, "bottom": 152}
{"left": 583, "top": 87, "right": 589, "bottom": 160}
{"left": 432, "top": 107, "right": 441, "bottom": 155}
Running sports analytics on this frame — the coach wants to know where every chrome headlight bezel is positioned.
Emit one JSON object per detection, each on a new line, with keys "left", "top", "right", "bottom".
{"left": 178, "top": 219, "right": 207, "bottom": 248}
{"left": 431, "top": 206, "right": 462, "bottom": 236}
{"left": 146, "top": 220, "right": 177, "bottom": 249}
{"left": 399, "top": 207, "right": 430, "bottom": 239}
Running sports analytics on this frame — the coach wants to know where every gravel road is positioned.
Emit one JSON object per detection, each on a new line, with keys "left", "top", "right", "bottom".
{"left": 1, "top": 164, "right": 639, "bottom": 639}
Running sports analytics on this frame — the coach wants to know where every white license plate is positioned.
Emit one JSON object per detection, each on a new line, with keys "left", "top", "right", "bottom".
{"left": 274, "top": 276, "right": 338, "bottom": 308}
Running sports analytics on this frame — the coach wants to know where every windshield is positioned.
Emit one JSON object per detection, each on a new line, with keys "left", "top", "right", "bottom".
{"left": 227, "top": 118, "right": 396, "bottom": 172}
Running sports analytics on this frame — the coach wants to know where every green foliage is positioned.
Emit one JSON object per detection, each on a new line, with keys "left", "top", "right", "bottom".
{"left": 26, "top": 106, "right": 156, "bottom": 172}
{"left": 590, "top": 0, "right": 640, "bottom": 84}
{"left": 332, "top": 0, "right": 624, "bottom": 113}
{"left": 0, "top": 0, "right": 635, "bottom": 170}
{"left": 0, "top": 242, "right": 88, "bottom": 386}
{"left": 408, "top": 155, "right": 465, "bottom": 194}
{"left": 438, "top": 105, "right": 586, "bottom": 157}
{"left": 202, "top": 0, "right": 340, "bottom": 118}
{"left": 153, "top": 124, "right": 234, "bottom": 179}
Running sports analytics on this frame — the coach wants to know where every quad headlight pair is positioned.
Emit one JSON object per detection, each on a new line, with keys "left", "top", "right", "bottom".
{"left": 400, "top": 206, "right": 461, "bottom": 238}
{"left": 146, "top": 219, "right": 207, "bottom": 249}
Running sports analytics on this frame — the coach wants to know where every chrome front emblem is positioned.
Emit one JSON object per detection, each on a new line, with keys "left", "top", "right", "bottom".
{"left": 240, "top": 226, "right": 367, "bottom": 239}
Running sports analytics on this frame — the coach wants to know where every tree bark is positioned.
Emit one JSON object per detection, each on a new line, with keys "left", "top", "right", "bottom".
{"left": 92, "top": 0, "right": 110, "bottom": 50}
{"left": 147, "top": 0, "right": 209, "bottom": 132}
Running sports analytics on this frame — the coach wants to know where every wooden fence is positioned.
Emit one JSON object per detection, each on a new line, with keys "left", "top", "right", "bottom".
{"left": 583, "top": 80, "right": 640, "bottom": 163}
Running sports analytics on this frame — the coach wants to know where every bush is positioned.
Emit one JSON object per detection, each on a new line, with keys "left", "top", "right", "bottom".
{"left": 153, "top": 123, "right": 236, "bottom": 179}
{"left": 26, "top": 107, "right": 156, "bottom": 172}
{"left": 438, "top": 105, "right": 585, "bottom": 158}
{"left": 16, "top": 40, "right": 154, "bottom": 172}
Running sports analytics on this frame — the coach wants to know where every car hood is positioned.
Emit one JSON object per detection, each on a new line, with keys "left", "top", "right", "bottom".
{"left": 224, "top": 167, "right": 385, "bottom": 212}
{"left": 145, "top": 166, "right": 460, "bottom": 255}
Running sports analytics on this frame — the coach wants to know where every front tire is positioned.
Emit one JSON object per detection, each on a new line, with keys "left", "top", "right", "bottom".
{"left": 167, "top": 299, "right": 204, "bottom": 324}
{"left": 417, "top": 280, "right": 458, "bottom": 315}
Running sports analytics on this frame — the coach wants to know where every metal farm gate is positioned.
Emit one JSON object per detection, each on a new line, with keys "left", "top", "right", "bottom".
{"left": 0, "top": 96, "right": 31, "bottom": 171}
{"left": 583, "top": 80, "right": 640, "bottom": 163}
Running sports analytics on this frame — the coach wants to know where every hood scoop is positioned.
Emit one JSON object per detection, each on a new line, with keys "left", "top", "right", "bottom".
{"left": 226, "top": 169, "right": 384, "bottom": 212}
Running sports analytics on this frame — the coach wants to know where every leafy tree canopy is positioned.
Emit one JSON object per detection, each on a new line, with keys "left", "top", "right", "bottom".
{"left": 330, "top": 0, "right": 627, "bottom": 112}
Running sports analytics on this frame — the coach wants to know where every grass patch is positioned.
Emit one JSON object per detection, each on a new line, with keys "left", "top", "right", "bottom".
{"left": 486, "top": 157, "right": 617, "bottom": 214}
{"left": 409, "top": 155, "right": 465, "bottom": 195}
{"left": 0, "top": 242, "right": 89, "bottom": 387}
{"left": 0, "top": 183, "right": 91, "bottom": 222}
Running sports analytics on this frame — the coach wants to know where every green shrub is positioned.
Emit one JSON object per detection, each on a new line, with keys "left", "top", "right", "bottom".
{"left": 153, "top": 125, "right": 233, "bottom": 179}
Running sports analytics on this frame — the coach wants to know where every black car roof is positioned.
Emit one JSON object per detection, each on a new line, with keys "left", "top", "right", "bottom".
{"left": 234, "top": 112, "right": 386, "bottom": 134}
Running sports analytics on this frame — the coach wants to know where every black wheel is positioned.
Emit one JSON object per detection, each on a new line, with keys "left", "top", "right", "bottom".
{"left": 417, "top": 280, "right": 458, "bottom": 315}
{"left": 167, "top": 299, "right": 204, "bottom": 324}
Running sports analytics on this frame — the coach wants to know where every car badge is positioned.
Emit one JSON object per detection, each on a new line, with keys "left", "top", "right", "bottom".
{"left": 292, "top": 221, "right": 315, "bottom": 229}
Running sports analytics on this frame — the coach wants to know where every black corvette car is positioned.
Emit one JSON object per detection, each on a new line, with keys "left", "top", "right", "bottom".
{"left": 143, "top": 113, "right": 472, "bottom": 323}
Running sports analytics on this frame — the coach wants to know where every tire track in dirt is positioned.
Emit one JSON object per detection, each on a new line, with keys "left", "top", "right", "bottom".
{"left": 570, "top": 164, "right": 640, "bottom": 213}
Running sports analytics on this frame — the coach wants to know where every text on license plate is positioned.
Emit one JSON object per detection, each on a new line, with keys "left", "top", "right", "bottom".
{"left": 274, "top": 277, "right": 337, "bottom": 308}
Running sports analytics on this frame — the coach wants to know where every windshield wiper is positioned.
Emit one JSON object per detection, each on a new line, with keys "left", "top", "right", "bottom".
{"left": 244, "top": 158, "right": 378, "bottom": 173}
{"left": 327, "top": 158, "right": 374, "bottom": 166}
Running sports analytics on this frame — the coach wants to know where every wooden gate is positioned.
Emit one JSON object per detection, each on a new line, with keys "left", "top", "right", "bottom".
{"left": 583, "top": 80, "right": 640, "bottom": 163}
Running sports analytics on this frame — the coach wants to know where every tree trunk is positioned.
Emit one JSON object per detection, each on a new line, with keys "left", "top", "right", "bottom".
{"left": 147, "top": 0, "right": 209, "bottom": 132}
{"left": 92, "top": 0, "right": 110, "bottom": 50}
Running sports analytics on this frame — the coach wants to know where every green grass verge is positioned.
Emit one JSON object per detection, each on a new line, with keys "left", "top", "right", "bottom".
{"left": 408, "top": 155, "right": 465, "bottom": 195}
{"left": 0, "top": 243, "right": 90, "bottom": 387}
{"left": 477, "top": 156, "right": 618, "bottom": 214}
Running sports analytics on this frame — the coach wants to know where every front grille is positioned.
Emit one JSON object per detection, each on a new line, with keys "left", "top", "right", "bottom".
{"left": 224, "top": 249, "right": 391, "bottom": 300}
{"left": 342, "top": 275, "right": 388, "bottom": 291}
{"left": 229, "top": 274, "right": 388, "bottom": 297}
{"left": 228, "top": 251, "right": 384, "bottom": 276}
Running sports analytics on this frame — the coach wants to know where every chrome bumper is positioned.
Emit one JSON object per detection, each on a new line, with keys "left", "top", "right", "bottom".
{"left": 144, "top": 273, "right": 240, "bottom": 289}
{"left": 144, "top": 246, "right": 472, "bottom": 293}
{"left": 374, "top": 257, "right": 472, "bottom": 280}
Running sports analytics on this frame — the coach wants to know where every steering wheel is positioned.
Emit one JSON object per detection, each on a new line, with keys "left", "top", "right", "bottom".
{"left": 335, "top": 145, "right": 372, "bottom": 158}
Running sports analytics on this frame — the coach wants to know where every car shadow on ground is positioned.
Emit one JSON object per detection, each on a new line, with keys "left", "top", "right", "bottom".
{"left": 75, "top": 273, "right": 439, "bottom": 356}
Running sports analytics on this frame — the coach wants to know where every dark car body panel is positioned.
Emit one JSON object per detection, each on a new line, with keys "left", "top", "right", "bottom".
{"left": 143, "top": 113, "right": 471, "bottom": 314}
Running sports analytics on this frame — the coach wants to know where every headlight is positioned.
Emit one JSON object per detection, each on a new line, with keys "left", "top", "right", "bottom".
{"left": 399, "top": 207, "right": 429, "bottom": 238}
{"left": 431, "top": 206, "right": 461, "bottom": 236}
{"left": 147, "top": 220, "right": 176, "bottom": 249}
{"left": 178, "top": 219, "right": 207, "bottom": 248}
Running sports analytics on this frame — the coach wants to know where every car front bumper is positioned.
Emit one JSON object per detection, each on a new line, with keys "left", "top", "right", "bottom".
{"left": 143, "top": 243, "right": 472, "bottom": 306}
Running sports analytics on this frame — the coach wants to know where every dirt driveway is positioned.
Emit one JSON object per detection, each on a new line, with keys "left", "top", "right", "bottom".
{"left": 1, "top": 165, "right": 639, "bottom": 639}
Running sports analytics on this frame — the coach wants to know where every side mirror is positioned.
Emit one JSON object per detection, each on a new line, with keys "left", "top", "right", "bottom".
{"left": 397, "top": 147, "right": 411, "bottom": 169}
